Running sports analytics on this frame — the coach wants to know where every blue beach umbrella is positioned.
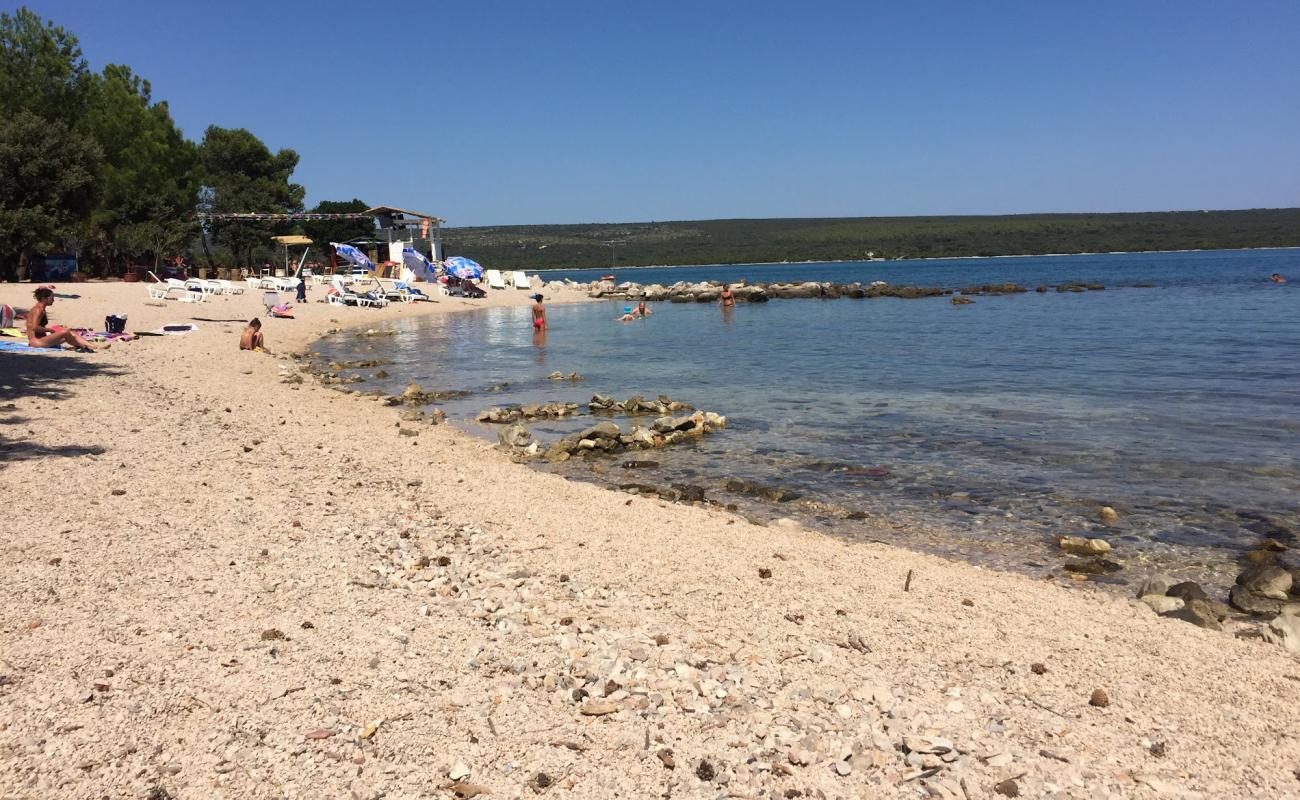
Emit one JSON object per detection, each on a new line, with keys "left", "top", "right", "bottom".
{"left": 401, "top": 247, "right": 435, "bottom": 280}
{"left": 331, "top": 242, "right": 375, "bottom": 272}
{"left": 444, "top": 256, "right": 484, "bottom": 280}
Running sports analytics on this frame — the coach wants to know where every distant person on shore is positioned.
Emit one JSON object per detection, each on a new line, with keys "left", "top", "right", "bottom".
{"left": 296, "top": 275, "right": 308, "bottom": 302}
{"left": 635, "top": 300, "right": 652, "bottom": 316}
{"left": 1271, "top": 272, "right": 1286, "bottom": 284}
{"left": 531, "top": 294, "right": 547, "bottom": 331}
{"left": 719, "top": 284, "right": 736, "bottom": 308}
{"left": 240, "top": 318, "right": 266, "bottom": 352}
{"left": 24, "top": 287, "right": 108, "bottom": 351}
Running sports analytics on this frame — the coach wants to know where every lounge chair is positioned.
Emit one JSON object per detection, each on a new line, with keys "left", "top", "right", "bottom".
{"left": 146, "top": 272, "right": 200, "bottom": 302}
{"left": 215, "top": 279, "right": 244, "bottom": 295}
{"left": 511, "top": 271, "right": 531, "bottom": 290}
{"left": 328, "top": 277, "right": 387, "bottom": 308}
{"left": 392, "top": 281, "right": 430, "bottom": 302}
{"left": 486, "top": 269, "right": 507, "bottom": 290}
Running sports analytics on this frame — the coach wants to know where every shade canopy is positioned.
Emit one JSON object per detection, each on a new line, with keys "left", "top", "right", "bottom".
{"left": 444, "top": 256, "right": 483, "bottom": 280}
{"left": 271, "top": 235, "right": 313, "bottom": 246}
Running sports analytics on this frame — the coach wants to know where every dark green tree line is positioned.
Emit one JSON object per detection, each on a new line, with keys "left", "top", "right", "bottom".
{"left": 0, "top": 6, "right": 307, "bottom": 277}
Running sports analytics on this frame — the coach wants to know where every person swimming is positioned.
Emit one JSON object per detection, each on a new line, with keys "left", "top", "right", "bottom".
{"left": 635, "top": 300, "right": 651, "bottom": 316}
{"left": 618, "top": 306, "right": 636, "bottom": 321}
{"left": 1271, "top": 273, "right": 1287, "bottom": 284}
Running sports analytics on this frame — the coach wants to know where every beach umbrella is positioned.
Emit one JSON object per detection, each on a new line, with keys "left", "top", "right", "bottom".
{"left": 444, "top": 256, "right": 484, "bottom": 280}
{"left": 331, "top": 242, "right": 375, "bottom": 272}
{"left": 402, "top": 247, "right": 435, "bottom": 281}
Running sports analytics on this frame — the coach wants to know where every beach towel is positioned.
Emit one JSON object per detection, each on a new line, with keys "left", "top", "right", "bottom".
{"left": 271, "top": 303, "right": 294, "bottom": 319}
{"left": 0, "top": 326, "right": 23, "bottom": 338}
{"left": 141, "top": 323, "right": 198, "bottom": 336}
{"left": 0, "top": 340, "right": 70, "bottom": 353}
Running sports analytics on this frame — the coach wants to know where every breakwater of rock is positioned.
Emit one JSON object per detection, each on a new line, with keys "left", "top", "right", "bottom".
{"left": 544, "top": 278, "right": 1111, "bottom": 303}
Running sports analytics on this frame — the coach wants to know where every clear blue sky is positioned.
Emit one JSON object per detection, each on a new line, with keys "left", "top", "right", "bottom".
{"left": 25, "top": 0, "right": 1300, "bottom": 226}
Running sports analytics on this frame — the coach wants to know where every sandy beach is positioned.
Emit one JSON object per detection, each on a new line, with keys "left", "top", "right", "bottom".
{"left": 1, "top": 280, "right": 1298, "bottom": 800}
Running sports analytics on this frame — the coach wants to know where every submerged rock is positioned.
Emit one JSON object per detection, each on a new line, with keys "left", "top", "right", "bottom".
{"left": 1063, "top": 557, "right": 1122, "bottom": 575}
{"left": 1166, "top": 581, "right": 1210, "bottom": 602}
{"left": 724, "top": 479, "right": 802, "bottom": 503}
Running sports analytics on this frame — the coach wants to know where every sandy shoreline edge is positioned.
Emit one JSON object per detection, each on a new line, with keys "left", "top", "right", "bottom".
{"left": 2, "top": 281, "right": 1297, "bottom": 799}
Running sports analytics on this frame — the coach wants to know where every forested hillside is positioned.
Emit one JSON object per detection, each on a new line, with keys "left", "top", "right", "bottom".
{"left": 441, "top": 209, "right": 1300, "bottom": 270}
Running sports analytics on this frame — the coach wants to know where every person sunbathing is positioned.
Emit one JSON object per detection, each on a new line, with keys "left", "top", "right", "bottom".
{"left": 25, "top": 287, "right": 108, "bottom": 350}
{"left": 240, "top": 318, "right": 267, "bottom": 351}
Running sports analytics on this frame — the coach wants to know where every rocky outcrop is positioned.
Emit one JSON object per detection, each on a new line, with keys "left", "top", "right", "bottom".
{"left": 956, "top": 284, "right": 1027, "bottom": 295}
{"left": 477, "top": 402, "right": 582, "bottom": 424}
{"left": 589, "top": 394, "right": 693, "bottom": 416}
{"left": 571, "top": 276, "right": 1115, "bottom": 303}
{"left": 535, "top": 411, "right": 727, "bottom": 463}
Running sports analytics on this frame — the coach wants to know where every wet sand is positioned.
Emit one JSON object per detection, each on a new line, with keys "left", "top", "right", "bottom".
{"left": 1, "top": 280, "right": 1298, "bottom": 799}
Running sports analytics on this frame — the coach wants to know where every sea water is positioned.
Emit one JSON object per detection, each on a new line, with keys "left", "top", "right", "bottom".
{"left": 315, "top": 249, "right": 1300, "bottom": 586}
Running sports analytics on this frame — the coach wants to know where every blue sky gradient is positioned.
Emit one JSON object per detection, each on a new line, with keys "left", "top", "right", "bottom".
{"left": 25, "top": 0, "right": 1300, "bottom": 225}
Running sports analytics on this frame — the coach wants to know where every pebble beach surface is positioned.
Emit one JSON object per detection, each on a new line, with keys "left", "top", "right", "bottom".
{"left": 1, "top": 281, "right": 1298, "bottom": 799}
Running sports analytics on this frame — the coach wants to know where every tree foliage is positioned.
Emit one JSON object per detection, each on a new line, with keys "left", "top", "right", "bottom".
{"left": 80, "top": 64, "right": 199, "bottom": 271}
{"left": 0, "top": 7, "right": 90, "bottom": 125}
{"left": 0, "top": 9, "right": 101, "bottom": 277}
{"left": 299, "top": 198, "right": 374, "bottom": 249}
{"left": 442, "top": 210, "right": 1300, "bottom": 270}
{"left": 0, "top": 111, "right": 101, "bottom": 271}
{"left": 198, "top": 126, "right": 305, "bottom": 267}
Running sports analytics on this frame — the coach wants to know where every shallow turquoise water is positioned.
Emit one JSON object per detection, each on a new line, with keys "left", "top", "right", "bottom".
{"left": 316, "top": 249, "right": 1300, "bottom": 582}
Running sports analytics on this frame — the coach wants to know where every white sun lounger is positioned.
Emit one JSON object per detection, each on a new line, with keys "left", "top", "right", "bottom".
{"left": 146, "top": 272, "right": 202, "bottom": 302}
{"left": 486, "top": 269, "right": 507, "bottom": 290}
{"left": 511, "top": 271, "right": 531, "bottom": 290}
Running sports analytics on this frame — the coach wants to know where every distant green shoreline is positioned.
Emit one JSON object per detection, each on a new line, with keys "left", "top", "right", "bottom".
{"left": 441, "top": 208, "right": 1300, "bottom": 271}
{"left": 528, "top": 244, "right": 1300, "bottom": 273}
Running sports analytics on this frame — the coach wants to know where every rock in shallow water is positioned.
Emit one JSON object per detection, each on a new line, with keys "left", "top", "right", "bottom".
{"left": 1166, "top": 581, "right": 1209, "bottom": 602}
{"left": 1059, "top": 535, "right": 1111, "bottom": 556}
{"left": 1236, "top": 565, "right": 1292, "bottom": 599}
{"left": 1229, "top": 585, "right": 1287, "bottom": 617}
{"left": 1136, "top": 573, "right": 1176, "bottom": 598}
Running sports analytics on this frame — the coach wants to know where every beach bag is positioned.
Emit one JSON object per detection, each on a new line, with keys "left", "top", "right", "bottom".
{"left": 105, "top": 314, "right": 127, "bottom": 334}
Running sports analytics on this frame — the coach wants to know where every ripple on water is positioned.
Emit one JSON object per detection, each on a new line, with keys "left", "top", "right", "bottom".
{"left": 313, "top": 250, "right": 1300, "bottom": 593}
